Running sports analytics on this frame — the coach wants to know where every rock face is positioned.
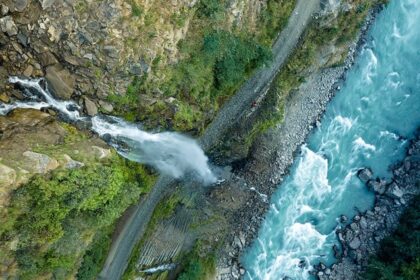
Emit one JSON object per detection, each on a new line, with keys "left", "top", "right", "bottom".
{"left": 45, "top": 64, "right": 75, "bottom": 100}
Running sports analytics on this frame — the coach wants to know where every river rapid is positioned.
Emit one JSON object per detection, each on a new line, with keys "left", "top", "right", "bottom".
{"left": 243, "top": 0, "right": 420, "bottom": 279}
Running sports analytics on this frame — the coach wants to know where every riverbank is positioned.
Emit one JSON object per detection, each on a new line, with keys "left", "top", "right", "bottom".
{"left": 213, "top": 6, "right": 383, "bottom": 279}
{"left": 314, "top": 131, "right": 420, "bottom": 279}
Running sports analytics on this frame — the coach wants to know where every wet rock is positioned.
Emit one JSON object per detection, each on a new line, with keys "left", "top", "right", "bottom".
{"left": 0, "top": 92, "right": 10, "bottom": 103}
{"left": 349, "top": 237, "right": 361, "bottom": 250}
{"left": 0, "top": 163, "right": 16, "bottom": 188}
{"left": 340, "top": 215, "right": 348, "bottom": 223}
{"left": 357, "top": 168, "right": 373, "bottom": 183}
{"left": 386, "top": 182, "right": 404, "bottom": 199}
{"left": 45, "top": 64, "right": 75, "bottom": 100}
{"left": 84, "top": 97, "right": 98, "bottom": 116}
{"left": 22, "top": 151, "right": 59, "bottom": 173}
{"left": 367, "top": 179, "right": 387, "bottom": 195}
{"left": 0, "top": 16, "right": 18, "bottom": 36}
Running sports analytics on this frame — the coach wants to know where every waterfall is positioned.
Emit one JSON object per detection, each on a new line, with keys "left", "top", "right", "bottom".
{"left": 2, "top": 77, "right": 216, "bottom": 184}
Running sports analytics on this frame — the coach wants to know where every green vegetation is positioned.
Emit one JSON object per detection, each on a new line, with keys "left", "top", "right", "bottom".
{"left": 243, "top": 0, "right": 379, "bottom": 145}
{"left": 0, "top": 155, "right": 155, "bottom": 279}
{"left": 122, "top": 192, "right": 182, "bottom": 280}
{"left": 77, "top": 229, "right": 112, "bottom": 280}
{"left": 178, "top": 242, "right": 216, "bottom": 280}
{"left": 110, "top": 0, "right": 296, "bottom": 133}
{"left": 363, "top": 194, "right": 420, "bottom": 280}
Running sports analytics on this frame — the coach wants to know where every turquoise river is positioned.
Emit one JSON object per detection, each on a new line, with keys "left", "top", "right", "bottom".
{"left": 243, "top": 0, "right": 420, "bottom": 279}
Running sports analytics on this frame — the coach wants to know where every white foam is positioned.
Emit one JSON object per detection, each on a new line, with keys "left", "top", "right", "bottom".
{"left": 353, "top": 137, "right": 376, "bottom": 152}
{"left": 0, "top": 101, "right": 49, "bottom": 115}
{"left": 4, "top": 77, "right": 216, "bottom": 183}
{"left": 295, "top": 147, "right": 331, "bottom": 200}
{"left": 8, "top": 76, "right": 81, "bottom": 120}
{"left": 92, "top": 115, "right": 216, "bottom": 183}
{"left": 379, "top": 130, "right": 399, "bottom": 140}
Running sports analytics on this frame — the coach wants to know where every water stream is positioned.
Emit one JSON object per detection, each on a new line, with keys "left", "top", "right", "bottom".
{"left": 243, "top": 0, "right": 420, "bottom": 279}
{"left": 0, "top": 77, "right": 216, "bottom": 184}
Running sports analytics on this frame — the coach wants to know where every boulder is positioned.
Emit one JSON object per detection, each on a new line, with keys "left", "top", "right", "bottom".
{"left": 349, "top": 237, "right": 361, "bottom": 250}
{"left": 39, "top": 0, "right": 56, "bottom": 10}
{"left": 13, "top": 0, "right": 29, "bottom": 12}
{"left": 61, "top": 154, "right": 84, "bottom": 169}
{"left": 45, "top": 64, "right": 75, "bottom": 100}
{"left": 99, "top": 100, "right": 113, "bottom": 113}
{"left": 0, "top": 92, "right": 10, "bottom": 103}
{"left": 0, "top": 163, "right": 16, "bottom": 188}
{"left": 92, "top": 145, "right": 111, "bottom": 159}
{"left": 0, "top": 16, "right": 18, "bottom": 36}
{"left": 83, "top": 97, "right": 98, "bottom": 116}
{"left": 357, "top": 168, "right": 373, "bottom": 183}
{"left": 39, "top": 51, "right": 58, "bottom": 66}
{"left": 386, "top": 182, "right": 404, "bottom": 199}
{"left": 22, "top": 151, "right": 59, "bottom": 173}
{"left": 367, "top": 179, "right": 387, "bottom": 195}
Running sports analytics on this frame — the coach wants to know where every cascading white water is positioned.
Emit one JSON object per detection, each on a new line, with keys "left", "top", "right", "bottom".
{"left": 2, "top": 77, "right": 216, "bottom": 184}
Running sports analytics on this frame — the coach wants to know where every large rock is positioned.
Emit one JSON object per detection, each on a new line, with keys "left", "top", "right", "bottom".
{"left": 0, "top": 16, "right": 18, "bottom": 36}
{"left": 386, "top": 182, "right": 404, "bottom": 199}
{"left": 83, "top": 97, "right": 98, "bottom": 116}
{"left": 39, "top": 0, "right": 56, "bottom": 10}
{"left": 45, "top": 64, "right": 75, "bottom": 100}
{"left": 367, "top": 179, "right": 387, "bottom": 195}
{"left": 349, "top": 237, "right": 361, "bottom": 250}
{"left": 22, "top": 151, "right": 59, "bottom": 173}
{"left": 39, "top": 51, "right": 58, "bottom": 66}
{"left": 13, "top": 0, "right": 29, "bottom": 12}
{"left": 92, "top": 146, "right": 111, "bottom": 159}
{"left": 357, "top": 168, "right": 373, "bottom": 184}
{"left": 0, "top": 163, "right": 16, "bottom": 188}
{"left": 61, "top": 154, "right": 84, "bottom": 169}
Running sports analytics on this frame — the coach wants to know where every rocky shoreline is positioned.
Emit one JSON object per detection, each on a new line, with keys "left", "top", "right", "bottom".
{"left": 313, "top": 131, "right": 420, "bottom": 279}
{"left": 214, "top": 6, "right": 384, "bottom": 280}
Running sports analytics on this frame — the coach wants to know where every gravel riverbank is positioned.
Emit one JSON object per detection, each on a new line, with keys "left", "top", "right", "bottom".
{"left": 214, "top": 8, "right": 383, "bottom": 279}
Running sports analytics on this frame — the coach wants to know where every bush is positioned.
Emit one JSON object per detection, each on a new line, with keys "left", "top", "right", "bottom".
{"left": 1, "top": 156, "right": 155, "bottom": 278}
{"left": 178, "top": 242, "right": 216, "bottom": 280}
{"left": 363, "top": 195, "right": 420, "bottom": 279}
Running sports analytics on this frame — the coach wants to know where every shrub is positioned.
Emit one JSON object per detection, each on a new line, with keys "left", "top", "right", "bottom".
{"left": 363, "top": 195, "right": 420, "bottom": 279}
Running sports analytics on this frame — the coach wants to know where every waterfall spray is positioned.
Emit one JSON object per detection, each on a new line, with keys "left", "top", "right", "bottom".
{"left": 3, "top": 77, "right": 216, "bottom": 184}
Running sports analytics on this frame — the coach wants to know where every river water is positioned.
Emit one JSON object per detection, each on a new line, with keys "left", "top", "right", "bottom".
{"left": 243, "top": 0, "right": 420, "bottom": 279}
